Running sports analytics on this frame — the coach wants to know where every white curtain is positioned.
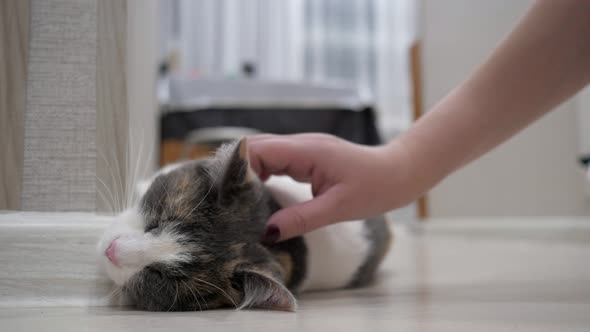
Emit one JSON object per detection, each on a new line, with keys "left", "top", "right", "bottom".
{"left": 158, "top": 0, "right": 417, "bottom": 137}
{"left": 303, "top": 0, "right": 418, "bottom": 136}
{"left": 159, "top": 0, "right": 304, "bottom": 80}
{"left": 375, "top": 0, "right": 418, "bottom": 136}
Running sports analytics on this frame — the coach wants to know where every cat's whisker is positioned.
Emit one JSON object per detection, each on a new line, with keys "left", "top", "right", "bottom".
{"left": 180, "top": 175, "right": 217, "bottom": 220}
{"left": 161, "top": 177, "right": 172, "bottom": 203}
{"left": 98, "top": 150, "right": 123, "bottom": 213}
{"left": 134, "top": 131, "right": 154, "bottom": 207}
{"left": 96, "top": 174, "right": 117, "bottom": 214}
{"left": 95, "top": 180, "right": 114, "bottom": 213}
{"left": 182, "top": 280, "right": 202, "bottom": 311}
{"left": 169, "top": 267, "right": 227, "bottom": 310}
{"left": 128, "top": 131, "right": 147, "bottom": 208}
{"left": 125, "top": 135, "right": 132, "bottom": 209}
{"left": 97, "top": 157, "right": 116, "bottom": 212}
{"left": 152, "top": 176, "right": 169, "bottom": 214}
{"left": 167, "top": 281, "right": 179, "bottom": 312}
{"left": 124, "top": 132, "right": 134, "bottom": 209}
{"left": 194, "top": 277, "right": 238, "bottom": 309}
{"left": 141, "top": 139, "right": 155, "bottom": 197}
{"left": 105, "top": 286, "right": 119, "bottom": 298}
{"left": 193, "top": 285, "right": 209, "bottom": 310}
{"left": 154, "top": 277, "right": 168, "bottom": 294}
{"left": 174, "top": 168, "right": 216, "bottom": 221}
{"left": 145, "top": 156, "right": 173, "bottom": 215}
{"left": 165, "top": 264, "right": 190, "bottom": 279}
{"left": 107, "top": 132, "right": 126, "bottom": 212}
{"left": 104, "top": 285, "right": 124, "bottom": 305}
{"left": 96, "top": 188, "right": 115, "bottom": 215}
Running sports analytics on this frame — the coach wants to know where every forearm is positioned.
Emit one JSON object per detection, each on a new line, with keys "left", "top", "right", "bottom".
{"left": 395, "top": 0, "right": 590, "bottom": 196}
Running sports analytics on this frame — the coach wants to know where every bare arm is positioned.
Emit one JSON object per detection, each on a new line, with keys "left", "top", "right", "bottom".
{"left": 250, "top": 0, "right": 590, "bottom": 243}
{"left": 396, "top": 0, "right": 590, "bottom": 198}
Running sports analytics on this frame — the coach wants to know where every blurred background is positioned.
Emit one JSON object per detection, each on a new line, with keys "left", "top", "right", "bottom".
{"left": 155, "top": 0, "right": 418, "bottom": 219}
{"left": 2, "top": 0, "right": 590, "bottom": 220}
{"left": 153, "top": 0, "right": 590, "bottom": 220}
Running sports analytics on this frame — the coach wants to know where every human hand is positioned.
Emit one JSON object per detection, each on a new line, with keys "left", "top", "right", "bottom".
{"left": 248, "top": 133, "right": 419, "bottom": 243}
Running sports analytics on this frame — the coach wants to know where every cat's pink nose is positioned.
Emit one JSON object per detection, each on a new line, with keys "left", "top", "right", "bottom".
{"left": 105, "top": 240, "right": 120, "bottom": 266}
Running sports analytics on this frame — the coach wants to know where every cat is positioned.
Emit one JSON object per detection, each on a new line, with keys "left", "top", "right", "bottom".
{"left": 96, "top": 138, "right": 392, "bottom": 311}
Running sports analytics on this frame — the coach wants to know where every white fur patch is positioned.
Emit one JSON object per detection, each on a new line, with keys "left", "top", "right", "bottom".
{"left": 97, "top": 208, "right": 195, "bottom": 286}
{"left": 301, "top": 222, "right": 369, "bottom": 291}
{"left": 265, "top": 176, "right": 370, "bottom": 291}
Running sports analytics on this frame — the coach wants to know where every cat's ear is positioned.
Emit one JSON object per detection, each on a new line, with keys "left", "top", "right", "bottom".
{"left": 233, "top": 267, "right": 297, "bottom": 311}
{"left": 220, "top": 138, "right": 256, "bottom": 197}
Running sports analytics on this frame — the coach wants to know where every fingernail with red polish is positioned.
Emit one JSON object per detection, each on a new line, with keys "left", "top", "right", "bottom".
{"left": 261, "top": 224, "right": 280, "bottom": 245}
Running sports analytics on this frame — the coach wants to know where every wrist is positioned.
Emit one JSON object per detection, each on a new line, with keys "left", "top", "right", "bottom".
{"left": 375, "top": 139, "right": 422, "bottom": 209}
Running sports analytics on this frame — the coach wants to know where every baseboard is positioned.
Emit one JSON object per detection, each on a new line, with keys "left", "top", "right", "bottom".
{"left": 0, "top": 212, "right": 113, "bottom": 308}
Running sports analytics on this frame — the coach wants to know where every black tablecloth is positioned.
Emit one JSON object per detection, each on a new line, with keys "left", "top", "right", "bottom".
{"left": 161, "top": 107, "right": 382, "bottom": 145}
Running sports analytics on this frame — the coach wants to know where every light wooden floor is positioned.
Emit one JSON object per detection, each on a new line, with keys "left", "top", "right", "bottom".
{"left": 1, "top": 214, "right": 590, "bottom": 331}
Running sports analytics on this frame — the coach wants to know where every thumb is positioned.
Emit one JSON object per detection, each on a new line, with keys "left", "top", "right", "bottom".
{"left": 260, "top": 189, "right": 342, "bottom": 244}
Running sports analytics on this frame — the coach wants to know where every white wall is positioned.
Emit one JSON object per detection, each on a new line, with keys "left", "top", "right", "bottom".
{"left": 576, "top": 86, "right": 590, "bottom": 156}
{"left": 422, "top": 0, "right": 590, "bottom": 217}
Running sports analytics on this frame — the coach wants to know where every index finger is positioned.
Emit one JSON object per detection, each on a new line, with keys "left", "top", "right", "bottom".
{"left": 248, "top": 136, "right": 317, "bottom": 183}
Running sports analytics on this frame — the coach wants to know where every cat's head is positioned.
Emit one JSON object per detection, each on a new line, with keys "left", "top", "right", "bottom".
{"left": 97, "top": 139, "right": 296, "bottom": 311}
